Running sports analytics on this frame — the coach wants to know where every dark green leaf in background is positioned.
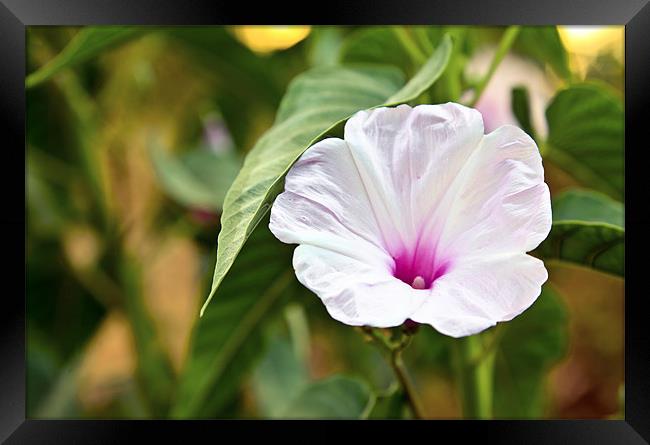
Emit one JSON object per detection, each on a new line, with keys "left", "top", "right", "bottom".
{"left": 281, "top": 375, "right": 373, "bottom": 419}
{"left": 339, "top": 27, "right": 415, "bottom": 72}
{"left": 171, "top": 220, "right": 296, "bottom": 418}
{"left": 27, "top": 26, "right": 146, "bottom": 88}
{"left": 120, "top": 256, "right": 176, "bottom": 417}
{"left": 544, "top": 83, "right": 624, "bottom": 200}
{"left": 168, "top": 27, "right": 308, "bottom": 151}
{"left": 515, "top": 26, "right": 571, "bottom": 80}
{"left": 306, "top": 27, "right": 345, "bottom": 68}
{"left": 251, "top": 319, "right": 376, "bottom": 419}
{"left": 252, "top": 338, "right": 310, "bottom": 418}
{"left": 150, "top": 145, "right": 240, "bottom": 212}
{"left": 339, "top": 26, "right": 444, "bottom": 73}
{"left": 31, "top": 356, "right": 82, "bottom": 418}
{"left": 494, "top": 285, "right": 568, "bottom": 418}
{"left": 26, "top": 164, "right": 69, "bottom": 238}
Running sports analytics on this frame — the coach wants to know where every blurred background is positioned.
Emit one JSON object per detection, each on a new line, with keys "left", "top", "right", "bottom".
{"left": 26, "top": 25, "right": 624, "bottom": 419}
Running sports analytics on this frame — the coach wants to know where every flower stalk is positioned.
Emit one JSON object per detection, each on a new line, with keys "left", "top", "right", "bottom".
{"left": 362, "top": 326, "right": 426, "bottom": 419}
{"left": 390, "top": 347, "right": 426, "bottom": 419}
{"left": 453, "top": 333, "right": 497, "bottom": 419}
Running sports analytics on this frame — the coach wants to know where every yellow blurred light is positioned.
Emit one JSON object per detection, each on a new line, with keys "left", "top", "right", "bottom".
{"left": 558, "top": 26, "right": 623, "bottom": 58}
{"left": 557, "top": 26, "right": 624, "bottom": 77}
{"left": 232, "top": 26, "right": 311, "bottom": 54}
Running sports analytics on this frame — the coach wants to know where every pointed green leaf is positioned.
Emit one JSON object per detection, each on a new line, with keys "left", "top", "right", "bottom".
{"left": 201, "top": 35, "right": 452, "bottom": 314}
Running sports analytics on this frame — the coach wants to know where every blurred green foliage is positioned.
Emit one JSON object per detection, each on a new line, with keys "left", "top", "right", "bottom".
{"left": 26, "top": 25, "right": 624, "bottom": 420}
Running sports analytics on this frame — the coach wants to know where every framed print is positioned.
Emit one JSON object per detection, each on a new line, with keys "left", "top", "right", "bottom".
{"left": 2, "top": 0, "right": 649, "bottom": 442}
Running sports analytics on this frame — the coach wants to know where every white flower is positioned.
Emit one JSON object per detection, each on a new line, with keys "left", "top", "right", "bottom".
{"left": 269, "top": 104, "right": 551, "bottom": 337}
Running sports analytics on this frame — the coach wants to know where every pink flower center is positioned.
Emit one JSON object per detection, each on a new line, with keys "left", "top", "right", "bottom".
{"left": 392, "top": 242, "right": 450, "bottom": 290}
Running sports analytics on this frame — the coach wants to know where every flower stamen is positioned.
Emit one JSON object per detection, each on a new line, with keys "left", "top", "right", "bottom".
{"left": 411, "top": 276, "right": 426, "bottom": 290}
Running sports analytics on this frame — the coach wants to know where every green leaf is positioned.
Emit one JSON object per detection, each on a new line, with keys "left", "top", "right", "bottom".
{"left": 385, "top": 37, "right": 451, "bottom": 103}
{"left": 27, "top": 26, "right": 145, "bottom": 88}
{"left": 534, "top": 187, "right": 624, "bottom": 277}
{"left": 281, "top": 375, "right": 374, "bottom": 419}
{"left": 339, "top": 27, "right": 414, "bottom": 71}
{"left": 552, "top": 188, "right": 624, "bottom": 227}
{"left": 494, "top": 285, "right": 568, "bottom": 418}
{"left": 171, "top": 221, "right": 296, "bottom": 418}
{"left": 535, "top": 221, "right": 624, "bottom": 277}
{"left": 252, "top": 338, "right": 310, "bottom": 418}
{"left": 201, "top": 35, "right": 452, "bottom": 314}
{"left": 511, "top": 86, "right": 536, "bottom": 140}
{"left": 515, "top": 26, "right": 571, "bottom": 79}
{"left": 544, "top": 83, "right": 624, "bottom": 200}
{"left": 273, "top": 65, "right": 404, "bottom": 124}
{"left": 150, "top": 145, "right": 240, "bottom": 211}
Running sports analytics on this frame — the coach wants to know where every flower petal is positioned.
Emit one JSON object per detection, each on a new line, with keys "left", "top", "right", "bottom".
{"left": 343, "top": 103, "right": 484, "bottom": 252}
{"left": 270, "top": 137, "right": 389, "bottom": 256}
{"left": 292, "top": 244, "right": 427, "bottom": 327}
{"left": 433, "top": 125, "right": 551, "bottom": 261}
{"left": 410, "top": 253, "right": 547, "bottom": 337}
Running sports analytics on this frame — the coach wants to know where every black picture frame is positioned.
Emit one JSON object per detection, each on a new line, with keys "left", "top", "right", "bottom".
{"left": 3, "top": 0, "right": 648, "bottom": 442}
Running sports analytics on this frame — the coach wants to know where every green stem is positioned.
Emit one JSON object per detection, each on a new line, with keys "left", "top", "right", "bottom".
{"left": 469, "top": 26, "right": 521, "bottom": 107}
{"left": 390, "top": 348, "right": 426, "bottom": 419}
{"left": 444, "top": 29, "right": 466, "bottom": 102}
{"left": 469, "top": 324, "right": 506, "bottom": 367}
{"left": 413, "top": 27, "right": 435, "bottom": 54}
{"left": 361, "top": 327, "right": 426, "bottom": 419}
{"left": 393, "top": 27, "right": 427, "bottom": 67}
{"left": 453, "top": 334, "right": 497, "bottom": 419}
